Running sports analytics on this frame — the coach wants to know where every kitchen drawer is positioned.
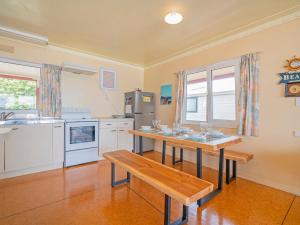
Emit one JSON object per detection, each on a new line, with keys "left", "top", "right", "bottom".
{"left": 64, "top": 148, "right": 99, "bottom": 167}
{"left": 99, "top": 121, "right": 133, "bottom": 129}
{"left": 99, "top": 122, "right": 119, "bottom": 129}
{"left": 117, "top": 121, "right": 133, "bottom": 129}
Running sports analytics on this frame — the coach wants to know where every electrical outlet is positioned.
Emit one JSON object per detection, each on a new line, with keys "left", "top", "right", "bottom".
{"left": 294, "top": 131, "right": 300, "bottom": 137}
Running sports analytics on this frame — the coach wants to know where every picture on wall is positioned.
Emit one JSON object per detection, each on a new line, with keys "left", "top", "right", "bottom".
{"left": 100, "top": 68, "right": 117, "bottom": 90}
{"left": 160, "top": 84, "right": 172, "bottom": 105}
{"left": 278, "top": 56, "right": 300, "bottom": 97}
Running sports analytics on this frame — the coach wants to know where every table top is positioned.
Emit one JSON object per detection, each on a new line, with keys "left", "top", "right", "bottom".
{"left": 129, "top": 129, "right": 242, "bottom": 151}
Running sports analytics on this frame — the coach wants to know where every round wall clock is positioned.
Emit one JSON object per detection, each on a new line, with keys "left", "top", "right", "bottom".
{"left": 285, "top": 82, "right": 300, "bottom": 97}
{"left": 285, "top": 57, "right": 300, "bottom": 71}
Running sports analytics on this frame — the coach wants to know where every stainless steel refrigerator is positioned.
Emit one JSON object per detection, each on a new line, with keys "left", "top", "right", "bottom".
{"left": 124, "top": 91, "right": 155, "bottom": 152}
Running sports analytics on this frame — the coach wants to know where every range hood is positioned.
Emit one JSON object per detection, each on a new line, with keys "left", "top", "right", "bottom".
{"left": 0, "top": 26, "right": 48, "bottom": 45}
{"left": 62, "top": 62, "right": 97, "bottom": 75}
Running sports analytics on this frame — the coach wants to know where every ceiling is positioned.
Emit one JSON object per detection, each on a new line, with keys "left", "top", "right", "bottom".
{"left": 0, "top": 0, "right": 299, "bottom": 67}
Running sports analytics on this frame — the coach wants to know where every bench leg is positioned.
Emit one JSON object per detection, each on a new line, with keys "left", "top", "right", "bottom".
{"left": 172, "top": 147, "right": 176, "bottom": 165}
{"left": 232, "top": 160, "right": 237, "bottom": 179}
{"left": 172, "top": 147, "right": 184, "bottom": 165}
{"left": 198, "top": 148, "right": 224, "bottom": 206}
{"left": 111, "top": 163, "right": 131, "bottom": 187}
{"left": 226, "top": 159, "right": 230, "bottom": 184}
{"left": 164, "top": 195, "right": 189, "bottom": 225}
{"left": 226, "top": 159, "right": 237, "bottom": 185}
{"left": 162, "top": 140, "right": 166, "bottom": 164}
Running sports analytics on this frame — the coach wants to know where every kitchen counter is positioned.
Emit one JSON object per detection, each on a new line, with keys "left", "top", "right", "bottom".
{"left": 0, "top": 119, "right": 65, "bottom": 126}
{"left": 97, "top": 117, "right": 134, "bottom": 122}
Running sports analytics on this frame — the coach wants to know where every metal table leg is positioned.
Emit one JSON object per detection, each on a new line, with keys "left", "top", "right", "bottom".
{"left": 196, "top": 148, "right": 203, "bottom": 178}
{"left": 197, "top": 148, "right": 224, "bottom": 206}
{"left": 132, "top": 134, "right": 136, "bottom": 153}
{"left": 180, "top": 148, "right": 183, "bottom": 163}
{"left": 139, "top": 136, "right": 143, "bottom": 156}
{"left": 162, "top": 140, "right": 166, "bottom": 164}
{"left": 196, "top": 148, "right": 202, "bottom": 206}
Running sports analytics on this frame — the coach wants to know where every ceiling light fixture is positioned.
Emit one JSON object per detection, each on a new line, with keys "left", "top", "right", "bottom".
{"left": 164, "top": 11, "right": 183, "bottom": 25}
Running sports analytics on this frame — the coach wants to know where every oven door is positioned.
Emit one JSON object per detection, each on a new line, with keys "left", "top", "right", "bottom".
{"left": 65, "top": 121, "right": 99, "bottom": 151}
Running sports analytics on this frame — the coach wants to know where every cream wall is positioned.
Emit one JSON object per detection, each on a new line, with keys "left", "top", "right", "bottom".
{"left": 144, "top": 19, "right": 300, "bottom": 195}
{"left": 0, "top": 38, "right": 144, "bottom": 117}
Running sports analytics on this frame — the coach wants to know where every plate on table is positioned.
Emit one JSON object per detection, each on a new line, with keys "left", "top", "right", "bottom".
{"left": 139, "top": 128, "right": 154, "bottom": 132}
{"left": 176, "top": 135, "right": 189, "bottom": 140}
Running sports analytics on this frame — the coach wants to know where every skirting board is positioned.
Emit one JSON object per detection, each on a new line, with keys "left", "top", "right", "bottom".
{"left": 0, "top": 162, "right": 63, "bottom": 180}
{"left": 156, "top": 146, "right": 300, "bottom": 196}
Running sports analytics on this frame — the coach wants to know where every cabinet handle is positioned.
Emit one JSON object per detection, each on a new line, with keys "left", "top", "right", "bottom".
{"left": 12, "top": 128, "right": 18, "bottom": 130}
{"left": 54, "top": 126, "right": 62, "bottom": 128}
{"left": 111, "top": 130, "right": 117, "bottom": 132}
{"left": 106, "top": 124, "right": 112, "bottom": 125}
{"left": 123, "top": 123, "right": 128, "bottom": 125}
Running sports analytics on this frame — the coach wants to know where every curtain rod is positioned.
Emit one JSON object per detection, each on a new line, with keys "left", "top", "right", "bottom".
{"left": 172, "top": 51, "right": 262, "bottom": 76}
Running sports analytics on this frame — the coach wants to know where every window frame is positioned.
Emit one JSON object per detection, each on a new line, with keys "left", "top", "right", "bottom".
{"left": 0, "top": 57, "right": 41, "bottom": 112}
{"left": 182, "top": 58, "right": 240, "bottom": 128}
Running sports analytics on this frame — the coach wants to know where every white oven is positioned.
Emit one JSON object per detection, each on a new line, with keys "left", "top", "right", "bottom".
{"left": 65, "top": 121, "right": 98, "bottom": 151}
{"left": 64, "top": 120, "right": 99, "bottom": 167}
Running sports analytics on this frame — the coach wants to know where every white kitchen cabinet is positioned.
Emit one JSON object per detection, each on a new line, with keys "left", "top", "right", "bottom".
{"left": 99, "top": 127, "right": 118, "bottom": 154}
{"left": 52, "top": 123, "right": 64, "bottom": 163}
{"left": 99, "top": 118, "right": 134, "bottom": 159}
{"left": 117, "top": 128, "right": 133, "bottom": 150}
{"left": 0, "top": 135, "right": 4, "bottom": 173}
{"left": 5, "top": 124, "right": 53, "bottom": 172}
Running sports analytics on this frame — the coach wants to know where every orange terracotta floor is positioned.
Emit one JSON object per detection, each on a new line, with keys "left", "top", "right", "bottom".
{"left": 0, "top": 151, "right": 298, "bottom": 225}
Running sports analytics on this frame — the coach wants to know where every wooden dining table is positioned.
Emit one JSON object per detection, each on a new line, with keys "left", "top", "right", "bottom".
{"left": 128, "top": 129, "right": 242, "bottom": 206}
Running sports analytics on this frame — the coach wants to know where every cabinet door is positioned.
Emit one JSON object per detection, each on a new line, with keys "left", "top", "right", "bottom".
{"left": 117, "top": 128, "right": 133, "bottom": 151}
{"left": 0, "top": 136, "right": 4, "bottom": 173}
{"left": 53, "top": 123, "right": 64, "bottom": 163}
{"left": 99, "top": 128, "right": 118, "bottom": 158}
{"left": 5, "top": 124, "right": 53, "bottom": 172}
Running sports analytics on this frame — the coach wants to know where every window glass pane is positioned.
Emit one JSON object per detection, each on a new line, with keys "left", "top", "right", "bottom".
{"left": 212, "top": 66, "right": 236, "bottom": 120}
{"left": 186, "top": 97, "right": 197, "bottom": 112}
{"left": 0, "top": 62, "right": 40, "bottom": 110}
{"left": 186, "top": 71, "right": 207, "bottom": 121}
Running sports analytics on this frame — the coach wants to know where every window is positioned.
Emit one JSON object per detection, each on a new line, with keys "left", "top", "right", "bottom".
{"left": 186, "top": 71, "right": 207, "bottom": 121}
{"left": 0, "top": 61, "right": 40, "bottom": 110}
{"left": 183, "top": 59, "right": 239, "bottom": 127}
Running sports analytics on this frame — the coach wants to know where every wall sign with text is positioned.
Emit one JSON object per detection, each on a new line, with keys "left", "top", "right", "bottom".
{"left": 278, "top": 57, "right": 300, "bottom": 97}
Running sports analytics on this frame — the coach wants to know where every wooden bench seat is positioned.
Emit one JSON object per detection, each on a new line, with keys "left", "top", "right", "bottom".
{"left": 104, "top": 150, "right": 214, "bottom": 225}
{"left": 166, "top": 142, "right": 253, "bottom": 184}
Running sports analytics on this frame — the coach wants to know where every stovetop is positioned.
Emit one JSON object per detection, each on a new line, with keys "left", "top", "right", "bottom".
{"left": 64, "top": 118, "right": 99, "bottom": 122}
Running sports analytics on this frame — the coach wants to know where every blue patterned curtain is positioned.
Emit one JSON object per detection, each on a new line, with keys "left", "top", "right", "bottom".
{"left": 238, "top": 53, "right": 260, "bottom": 136}
{"left": 39, "top": 64, "right": 62, "bottom": 118}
